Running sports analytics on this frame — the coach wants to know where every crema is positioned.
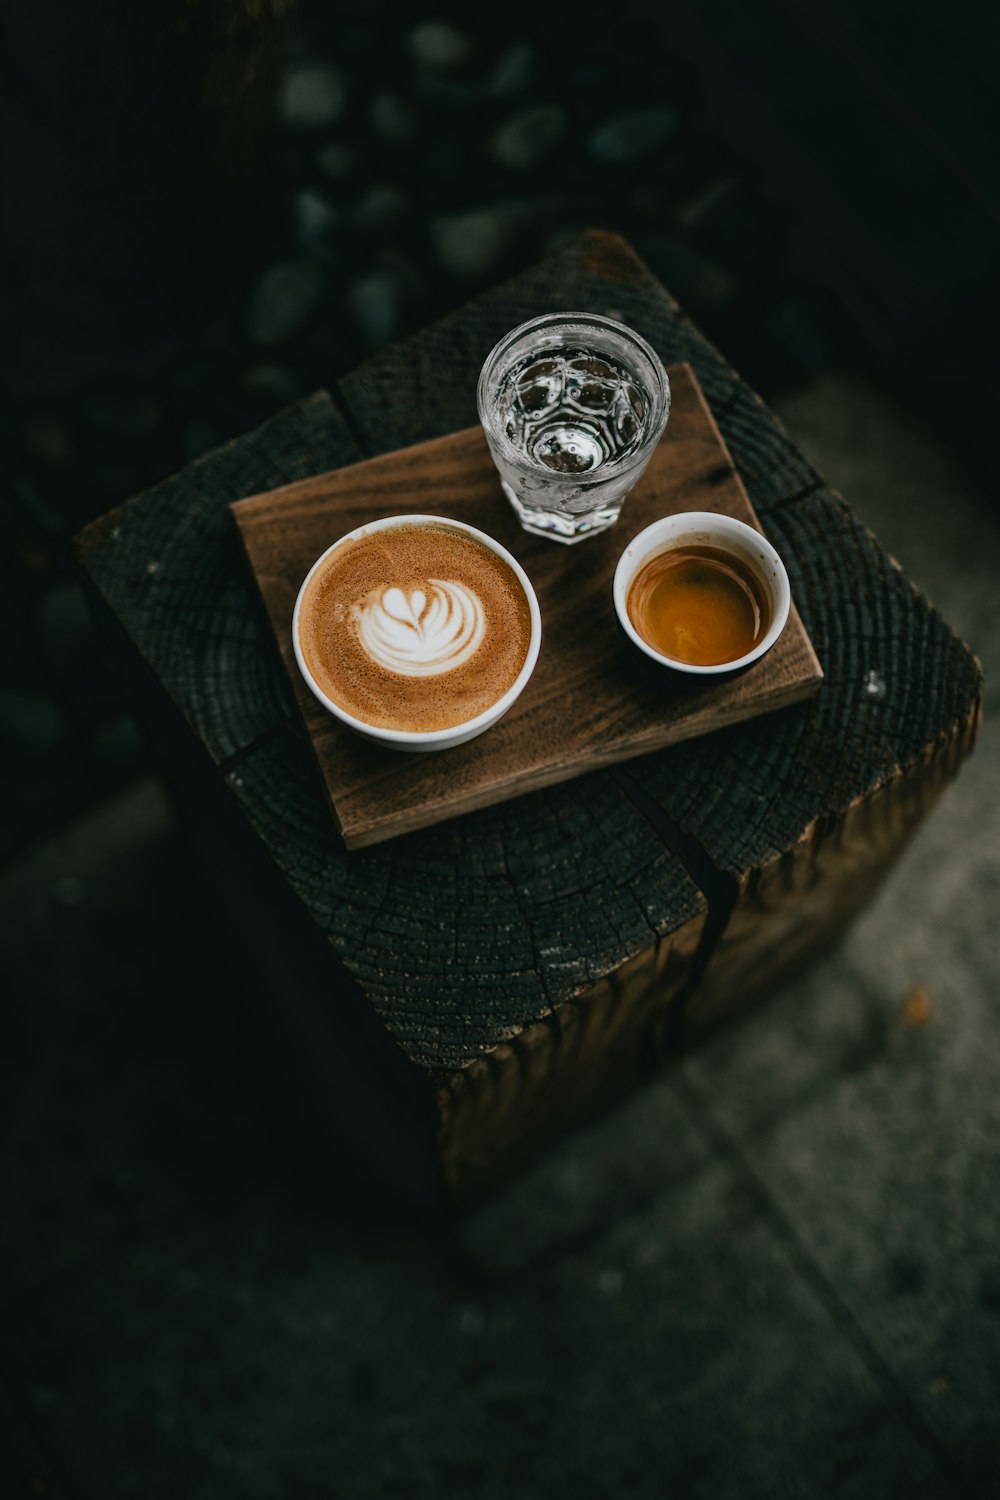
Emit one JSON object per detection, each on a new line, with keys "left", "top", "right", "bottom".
{"left": 297, "top": 523, "right": 533, "bottom": 733}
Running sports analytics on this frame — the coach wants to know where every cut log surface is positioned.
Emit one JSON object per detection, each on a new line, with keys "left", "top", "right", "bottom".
{"left": 77, "top": 231, "right": 982, "bottom": 1196}
{"left": 231, "top": 364, "right": 822, "bottom": 849}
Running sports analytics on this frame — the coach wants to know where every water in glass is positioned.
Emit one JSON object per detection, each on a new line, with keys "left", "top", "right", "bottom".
{"left": 478, "top": 313, "right": 670, "bottom": 543}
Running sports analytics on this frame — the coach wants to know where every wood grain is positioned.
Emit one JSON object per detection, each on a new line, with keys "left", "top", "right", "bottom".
{"left": 436, "top": 913, "right": 703, "bottom": 1199}
{"left": 687, "top": 711, "right": 982, "bottom": 1036}
{"left": 233, "top": 363, "right": 822, "bottom": 848}
{"left": 76, "top": 230, "right": 983, "bottom": 1200}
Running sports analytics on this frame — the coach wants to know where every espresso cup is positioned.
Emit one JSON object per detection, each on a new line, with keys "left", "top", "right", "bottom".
{"left": 292, "top": 514, "right": 542, "bottom": 751}
{"left": 613, "top": 511, "right": 791, "bottom": 677}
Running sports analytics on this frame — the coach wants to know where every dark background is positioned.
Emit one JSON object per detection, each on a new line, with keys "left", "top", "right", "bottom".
{"left": 1, "top": 0, "right": 996, "bottom": 858}
{"left": 1, "top": 0, "right": 997, "bottom": 859}
{"left": 1, "top": 4, "right": 998, "bottom": 1496}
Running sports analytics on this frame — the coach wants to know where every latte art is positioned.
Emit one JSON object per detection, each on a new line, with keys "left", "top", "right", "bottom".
{"left": 353, "top": 580, "right": 485, "bottom": 678}
{"left": 296, "top": 521, "right": 535, "bottom": 734}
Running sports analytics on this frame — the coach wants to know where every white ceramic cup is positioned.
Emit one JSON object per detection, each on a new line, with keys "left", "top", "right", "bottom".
{"left": 612, "top": 510, "right": 791, "bottom": 676}
{"left": 292, "top": 514, "right": 542, "bottom": 751}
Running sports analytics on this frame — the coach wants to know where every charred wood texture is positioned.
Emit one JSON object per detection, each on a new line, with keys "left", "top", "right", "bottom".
{"left": 77, "top": 232, "right": 982, "bottom": 1202}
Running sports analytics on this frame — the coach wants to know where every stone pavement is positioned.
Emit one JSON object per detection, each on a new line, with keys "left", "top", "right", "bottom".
{"left": 1, "top": 367, "right": 995, "bottom": 1497}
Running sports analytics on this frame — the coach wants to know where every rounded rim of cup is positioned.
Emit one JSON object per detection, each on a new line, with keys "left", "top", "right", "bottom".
{"left": 476, "top": 311, "right": 671, "bottom": 484}
{"left": 612, "top": 511, "right": 791, "bottom": 676}
{"left": 292, "top": 513, "right": 542, "bottom": 745}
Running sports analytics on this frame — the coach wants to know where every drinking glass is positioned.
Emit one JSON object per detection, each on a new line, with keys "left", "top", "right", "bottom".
{"left": 477, "top": 312, "right": 670, "bottom": 543}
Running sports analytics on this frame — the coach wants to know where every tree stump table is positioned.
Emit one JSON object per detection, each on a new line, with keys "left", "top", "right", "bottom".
{"left": 76, "top": 231, "right": 982, "bottom": 1208}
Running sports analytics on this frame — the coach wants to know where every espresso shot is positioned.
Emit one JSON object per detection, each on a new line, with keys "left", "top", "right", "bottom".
{"left": 613, "top": 511, "right": 792, "bottom": 680}
{"left": 627, "top": 544, "right": 770, "bottom": 667}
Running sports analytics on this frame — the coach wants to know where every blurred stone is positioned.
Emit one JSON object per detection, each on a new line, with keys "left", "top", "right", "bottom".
{"left": 350, "top": 185, "right": 408, "bottom": 234}
{"left": 291, "top": 188, "right": 340, "bottom": 263}
{"left": 491, "top": 42, "right": 537, "bottom": 97}
{"left": 316, "top": 142, "right": 357, "bottom": 179}
{"left": 370, "top": 92, "right": 414, "bottom": 145}
{"left": 0, "top": 689, "right": 69, "bottom": 769}
{"left": 91, "top": 710, "right": 145, "bottom": 773}
{"left": 676, "top": 173, "right": 744, "bottom": 233}
{"left": 408, "top": 21, "right": 471, "bottom": 71}
{"left": 35, "top": 582, "right": 96, "bottom": 676}
{"left": 633, "top": 235, "right": 736, "bottom": 313}
{"left": 83, "top": 389, "right": 162, "bottom": 436}
{"left": 431, "top": 207, "right": 516, "bottom": 279}
{"left": 244, "top": 260, "right": 328, "bottom": 346}
{"left": 413, "top": 73, "right": 491, "bottom": 109}
{"left": 22, "top": 413, "right": 74, "bottom": 467}
{"left": 52, "top": 873, "right": 86, "bottom": 908}
{"left": 569, "top": 61, "right": 611, "bottom": 94}
{"left": 413, "top": 67, "right": 494, "bottom": 108}
{"left": 490, "top": 105, "right": 567, "bottom": 171}
{"left": 589, "top": 105, "right": 678, "bottom": 164}
{"left": 280, "top": 63, "right": 346, "bottom": 130}
{"left": 346, "top": 271, "right": 402, "bottom": 352}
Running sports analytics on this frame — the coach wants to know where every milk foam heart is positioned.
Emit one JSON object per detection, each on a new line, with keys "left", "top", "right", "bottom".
{"left": 295, "top": 521, "right": 536, "bottom": 735}
{"left": 353, "top": 580, "right": 485, "bottom": 677}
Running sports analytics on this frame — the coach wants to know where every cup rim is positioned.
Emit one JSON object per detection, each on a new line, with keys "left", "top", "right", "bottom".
{"left": 476, "top": 311, "right": 671, "bottom": 485}
{"left": 292, "top": 513, "right": 542, "bottom": 745}
{"left": 612, "top": 511, "right": 791, "bottom": 676}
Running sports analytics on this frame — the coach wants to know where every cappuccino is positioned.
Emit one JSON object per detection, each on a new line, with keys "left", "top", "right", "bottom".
{"left": 297, "top": 522, "right": 534, "bottom": 733}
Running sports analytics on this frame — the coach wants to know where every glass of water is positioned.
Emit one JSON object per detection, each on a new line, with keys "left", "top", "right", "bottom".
{"left": 477, "top": 311, "right": 670, "bottom": 543}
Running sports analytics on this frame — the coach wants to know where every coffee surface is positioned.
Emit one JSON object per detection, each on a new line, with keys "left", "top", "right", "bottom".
{"left": 298, "top": 524, "right": 533, "bottom": 731}
{"left": 627, "top": 543, "right": 769, "bottom": 666}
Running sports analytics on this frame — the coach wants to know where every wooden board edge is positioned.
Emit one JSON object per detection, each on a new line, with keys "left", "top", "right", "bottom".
{"left": 340, "top": 669, "right": 824, "bottom": 850}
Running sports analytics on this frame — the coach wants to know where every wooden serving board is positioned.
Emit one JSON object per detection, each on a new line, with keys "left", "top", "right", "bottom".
{"left": 232, "top": 363, "right": 822, "bottom": 848}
